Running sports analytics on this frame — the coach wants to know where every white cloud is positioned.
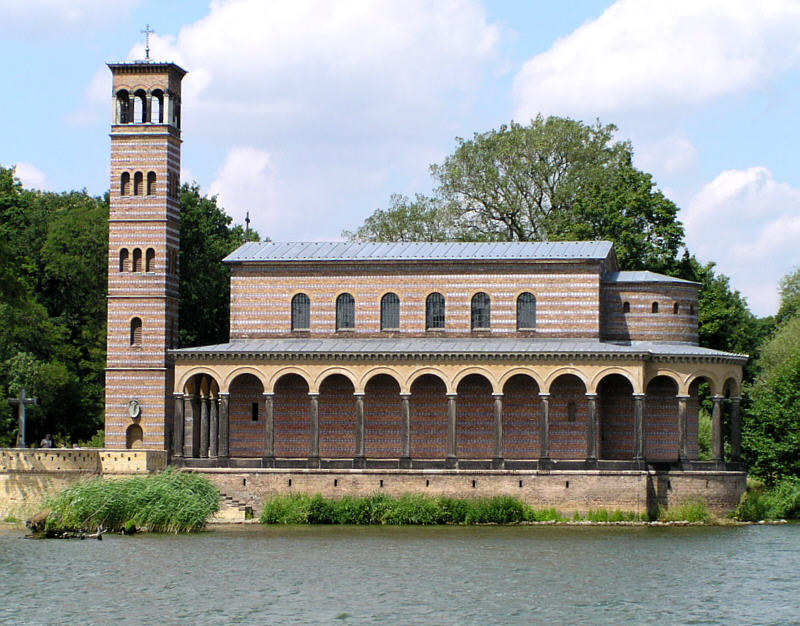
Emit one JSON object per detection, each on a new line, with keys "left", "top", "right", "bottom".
{"left": 208, "top": 147, "right": 281, "bottom": 235}
{"left": 634, "top": 133, "right": 698, "bottom": 175}
{"left": 14, "top": 162, "right": 49, "bottom": 190}
{"left": 513, "top": 0, "right": 800, "bottom": 120}
{"left": 684, "top": 167, "right": 800, "bottom": 316}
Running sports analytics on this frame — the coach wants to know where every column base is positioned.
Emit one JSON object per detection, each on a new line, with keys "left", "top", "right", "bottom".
{"left": 307, "top": 456, "right": 320, "bottom": 469}
{"left": 491, "top": 458, "right": 505, "bottom": 469}
{"left": 538, "top": 457, "right": 552, "bottom": 471}
{"left": 445, "top": 456, "right": 458, "bottom": 469}
{"left": 261, "top": 456, "right": 275, "bottom": 468}
{"left": 585, "top": 457, "right": 598, "bottom": 469}
{"left": 352, "top": 456, "right": 366, "bottom": 469}
{"left": 632, "top": 457, "right": 646, "bottom": 470}
{"left": 399, "top": 456, "right": 412, "bottom": 469}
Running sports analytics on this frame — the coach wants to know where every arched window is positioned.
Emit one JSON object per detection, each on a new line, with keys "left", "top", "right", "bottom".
{"left": 471, "top": 292, "right": 491, "bottom": 330}
{"left": 651, "top": 302, "right": 659, "bottom": 314}
{"left": 146, "top": 171, "right": 156, "bottom": 195}
{"left": 291, "top": 293, "right": 311, "bottom": 331}
{"left": 130, "top": 318, "right": 142, "bottom": 346}
{"left": 119, "top": 249, "right": 129, "bottom": 272}
{"left": 516, "top": 292, "right": 536, "bottom": 330}
{"left": 150, "top": 90, "right": 164, "bottom": 123}
{"left": 145, "top": 248, "right": 155, "bottom": 272}
{"left": 380, "top": 293, "right": 400, "bottom": 330}
{"left": 673, "top": 302, "right": 680, "bottom": 315}
{"left": 336, "top": 293, "right": 355, "bottom": 330}
{"left": 132, "top": 248, "right": 142, "bottom": 272}
{"left": 117, "top": 90, "right": 131, "bottom": 124}
{"left": 426, "top": 293, "right": 445, "bottom": 329}
{"left": 120, "top": 172, "right": 130, "bottom": 196}
{"left": 133, "top": 172, "right": 143, "bottom": 196}
{"left": 623, "top": 301, "right": 630, "bottom": 313}
{"left": 133, "top": 90, "right": 147, "bottom": 123}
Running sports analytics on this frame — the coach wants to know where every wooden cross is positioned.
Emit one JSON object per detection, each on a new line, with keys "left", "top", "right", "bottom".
{"left": 8, "top": 387, "right": 37, "bottom": 448}
{"left": 141, "top": 24, "right": 155, "bottom": 61}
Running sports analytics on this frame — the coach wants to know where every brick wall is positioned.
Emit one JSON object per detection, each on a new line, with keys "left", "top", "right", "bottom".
{"left": 364, "top": 375, "right": 402, "bottom": 458}
{"left": 645, "top": 377, "right": 680, "bottom": 460}
{"left": 599, "top": 375, "right": 635, "bottom": 459}
{"left": 229, "top": 374, "right": 265, "bottom": 457}
{"left": 502, "top": 375, "right": 541, "bottom": 459}
{"left": 549, "top": 375, "right": 589, "bottom": 459}
{"left": 273, "top": 374, "right": 311, "bottom": 457}
{"left": 601, "top": 283, "right": 698, "bottom": 343}
{"left": 409, "top": 375, "right": 448, "bottom": 458}
{"left": 456, "top": 375, "right": 495, "bottom": 458}
{"left": 319, "top": 375, "right": 357, "bottom": 458}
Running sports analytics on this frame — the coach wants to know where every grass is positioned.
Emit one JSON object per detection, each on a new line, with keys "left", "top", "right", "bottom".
{"left": 3, "top": 515, "right": 21, "bottom": 524}
{"left": 44, "top": 468, "right": 219, "bottom": 534}
{"left": 656, "top": 500, "right": 713, "bottom": 523}
{"left": 259, "top": 494, "right": 644, "bottom": 525}
{"left": 736, "top": 477, "right": 800, "bottom": 521}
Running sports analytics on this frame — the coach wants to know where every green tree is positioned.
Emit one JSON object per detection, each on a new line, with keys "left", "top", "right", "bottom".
{"left": 350, "top": 116, "right": 685, "bottom": 273}
{"left": 179, "top": 183, "right": 260, "bottom": 347}
{"left": 776, "top": 266, "right": 800, "bottom": 325}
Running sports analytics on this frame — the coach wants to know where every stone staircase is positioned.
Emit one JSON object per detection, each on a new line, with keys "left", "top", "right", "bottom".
{"left": 209, "top": 491, "right": 255, "bottom": 524}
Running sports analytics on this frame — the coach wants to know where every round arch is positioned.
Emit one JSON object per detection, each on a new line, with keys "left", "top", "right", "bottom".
{"left": 267, "top": 367, "right": 314, "bottom": 394}
{"left": 590, "top": 368, "right": 640, "bottom": 395}
{"left": 313, "top": 367, "right": 359, "bottom": 394}
{"left": 543, "top": 368, "right": 589, "bottom": 394}
{"left": 722, "top": 375, "right": 741, "bottom": 397}
{"left": 451, "top": 367, "right": 499, "bottom": 394}
{"left": 406, "top": 367, "right": 452, "bottom": 394}
{"left": 644, "top": 369, "right": 684, "bottom": 395}
{"left": 499, "top": 368, "right": 544, "bottom": 392}
{"left": 178, "top": 367, "right": 223, "bottom": 394}
{"left": 222, "top": 367, "right": 269, "bottom": 394}
{"left": 125, "top": 424, "right": 143, "bottom": 449}
{"left": 684, "top": 370, "right": 721, "bottom": 397}
{"left": 359, "top": 367, "right": 404, "bottom": 393}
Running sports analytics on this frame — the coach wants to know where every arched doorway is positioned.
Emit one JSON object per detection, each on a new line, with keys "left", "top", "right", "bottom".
{"left": 126, "top": 424, "right": 143, "bottom": 449}
{"left": 409, "top": 374, "right": 448, "bottom": 459}
{"left": 364, "top": 374, "right": 402, "bottom": 458}
{"left": 502, "top": 374, "right": 541, "bottom": 459}
{"left": 597, "top": 374, "right": 635, "bottom": 460}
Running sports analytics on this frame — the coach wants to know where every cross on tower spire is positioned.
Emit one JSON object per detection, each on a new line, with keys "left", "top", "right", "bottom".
{"left": 141, "top": 24, "right": 155, "bottom": 61}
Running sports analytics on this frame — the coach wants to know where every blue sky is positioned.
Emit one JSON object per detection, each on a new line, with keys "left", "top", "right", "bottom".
{"left": 2, "top": 0, "right": 800, "bottom": 317}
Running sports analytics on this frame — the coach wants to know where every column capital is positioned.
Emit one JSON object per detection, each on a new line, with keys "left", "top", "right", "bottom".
{"left": 308, "top": 392, "right": 320, "bottom": 398}
{"left": 584, "top": 393, "right": 598, "bottom": 400}
{"left": 399, "top": 392, "right": 412, "bottom": 398}
{"left": 172, "top": 391, "right": 184, "bottom": 398}
{"left": 731, "top": 396, "right": 741, "bottom": 405}
{"left": 492, "top": 393, "right": 504, "bottom": 399}
{"left": 446, "top": 393, "right": 458, "bottom": 399}
{"left": 218, "top": 392, "right": 230, "bottom": 397}
{"left": 676, "top": 394, "right": 690, "bottom": 400}
{"left": 712, "top": 395, "right": 725, "bottom": 402}
{"left": 632, "top": 393, "right": 646, "bottom": 399}
{"left": 539, "top": 392, "right": 551, "bottom": 399}
{"left": 262, "top": 392, "right": 274, "bottom": 398}
{"left": 354, "top": 392, "right": 366, "bottom": 398}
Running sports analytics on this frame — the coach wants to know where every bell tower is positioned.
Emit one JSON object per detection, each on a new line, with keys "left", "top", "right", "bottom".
{"left": 105, "top": 59, "right": 186, "bottom": 450}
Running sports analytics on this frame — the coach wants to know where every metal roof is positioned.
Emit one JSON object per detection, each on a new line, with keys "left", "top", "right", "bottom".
{"left": 224, "top": 241, "right": 615, "bottom": 263}
{"left": 603, "top": 271, "right": 699, "bottom": 285}
{"left": 172, "top": 338, "right": 746, "bottom": 361}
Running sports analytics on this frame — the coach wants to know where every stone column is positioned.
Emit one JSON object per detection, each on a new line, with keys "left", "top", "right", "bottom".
{"left": 633, "top": 393, "right": 645, "bottom": 462}
{"left": 354, "top": 393, "right": 366, "bottom": 468}
{"left": 209, "top": 397, "right": 219, "bottom": 458}
{"left": 539, "top": 393, "right": 550, "bottom": 465}
{"left": 188, "top": 394, "right": 200, "bottom": 458}
{"left": 199, "top": 395, "right": 210, "bottom": 458}
{"left": 677, "top": 394, "right": 689, "bottom": 462}
{"left": 446, "top": 393, "right": 457, "bottom": 467}
{"left": 218, "top": 393, "right": 230, "bottom": 459}
{"left": 712, "top": 395, "right": 724, "bottom": 463}
{"left": 263, "top": 393, "right": 274, "bottom": 466}
{"left": 586, "top": 393, "right": 598, "bottom": 462}
{"left": 730, "top": 397, "right": 742, "bottom": 462}
{"left": 309, "top": 393, "right": 320, "bottom": 468}
{"left": 172, "top": 393, "right": 184, "bottom": 458}
{"left": 493, "top": 393, "right": 504, "bottom": 468}
{"left": 400, "top": 393, "right": 411, "bottom": 468}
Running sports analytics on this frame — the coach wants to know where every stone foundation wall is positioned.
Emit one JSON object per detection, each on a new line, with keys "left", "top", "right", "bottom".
{"left": 200, "top": 468, "right": 746, "bottom": 517}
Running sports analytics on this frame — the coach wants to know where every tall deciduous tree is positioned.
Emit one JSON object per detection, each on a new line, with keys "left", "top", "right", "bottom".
{"left": 178, "top": 183, "right": 260, "bottom": 348}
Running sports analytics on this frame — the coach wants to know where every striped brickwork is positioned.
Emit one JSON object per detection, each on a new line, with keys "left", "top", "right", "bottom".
{"left": 229, "top": 261, "right": 603, "bottom": 338}
{"left": 645, "top": 377, "right": 681, "bottom": 460}
{"left": 599, "top": 375, "right": 635, "bottom": 459}
{"left": 105, "top": 62, "right": 184, "bottom": 449}
{"left": 455, "top": 375, "right": 495, "bottom": 459}
{"left": 502, "top": 375, "right": 541, "bottom": 459}
{"left": 600, "top": 282, "right": 698, "bottom": 343}
{"left": 363, "top": 375, "right": 403, "bottom": 458}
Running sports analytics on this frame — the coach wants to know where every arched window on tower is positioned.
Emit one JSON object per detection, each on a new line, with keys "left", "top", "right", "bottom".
{"left": 133, "top": 172, "right": 143, "bottom": 196}
{"left": 516, "top": 292, "right": 536, "bottom": 330}
{"left": 147, "top": 171, "right": 156, "bottom": 195}
{"left": 130, "top": 318, "right": 142, "bottom": 346}
{"left": 145, "top": 248, "right": 155, "bottom": 272}
{"left": 623, "top": 301, "right": 630, "bottom": 313}
{"left": 471, "top": 292, "right": 491, "bottom": 330}
{"left": 335, "top": 293, "right": 355, "bottom": 330}
{"left": 132, "top": 248, "right": 142, "bottom": 272}
{"left": 150, "top": 90, "right": 164, "bottom": 123}
{"left": 119, "top": 249, "right": 129, "bottom": 272}
{"left": 291, "top": 293, "right": 310, "bottom": 331}
{"left": 120, "top": 172, "right": 130, "bottom": 196}
{"left": 133, "top": 90, "right": 147, "bottom": 123}
{"left": 426, "top": 293, "right": 445, "bottom": 329}
{"left": 380, "top": 293, "right": 400, "bottom": 330}
{"left": 652, "top": 302, "right": 659, "bottom": 314}
{"left": 117, "top": 90, "right": 131, "bottom": 124}
{"left": 673, "top": 302, "right": 680, "bottom": 314}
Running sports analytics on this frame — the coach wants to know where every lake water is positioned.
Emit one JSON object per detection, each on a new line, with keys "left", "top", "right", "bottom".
{"left": 0, "top": 523, "right": 798, "bottom": 624}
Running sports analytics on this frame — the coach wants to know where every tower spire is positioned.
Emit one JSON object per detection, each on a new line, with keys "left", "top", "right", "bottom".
{"left": 141, "top": 24, "right": 155, "bottom": 61}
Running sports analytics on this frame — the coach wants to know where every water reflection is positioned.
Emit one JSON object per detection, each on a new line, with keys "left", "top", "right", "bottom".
{"left": 0, "top": 524, "right": 797, "bottom": 624}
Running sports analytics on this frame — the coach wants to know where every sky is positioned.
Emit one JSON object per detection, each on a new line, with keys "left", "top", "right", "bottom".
{"left": 2, "top": 0, "right": 800, "bottom": 317}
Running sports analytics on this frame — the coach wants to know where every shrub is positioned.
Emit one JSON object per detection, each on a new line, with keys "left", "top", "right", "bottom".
{"left": 379, "top": 494, "right": 445, "bottom": 525}
{"left": 259, "top": 494, "right": 311, "bottom": 524}
{"left": 585, "top": 509, "right": 638, "bottom": 522}
{"left": 45, "top": 469, "right": 219, "bottom": 533}
{"left": 736, "top": 477, "right": 800, "bottom": 521}
{"left": 464, "top": 496, "right": 525, "bottom": 524}
{"left": 523, "top": 507, "right": 565, "bottom": 522}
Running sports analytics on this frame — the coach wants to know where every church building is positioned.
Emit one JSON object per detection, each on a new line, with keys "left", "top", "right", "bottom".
{"left": 104, "top": 58, "right": 747, "bottom": 512}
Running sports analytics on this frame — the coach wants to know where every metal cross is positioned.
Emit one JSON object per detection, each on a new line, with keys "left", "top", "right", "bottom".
{"left": 8, "top": 387, "right": 37, "bottom": 448}
{"left": 141, "top": 24, "right": 155, "bottom": 61}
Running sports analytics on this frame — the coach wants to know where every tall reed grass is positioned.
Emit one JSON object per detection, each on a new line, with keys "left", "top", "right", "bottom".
{"left": 45, "top": 468, "right": 219, "bottom": 533}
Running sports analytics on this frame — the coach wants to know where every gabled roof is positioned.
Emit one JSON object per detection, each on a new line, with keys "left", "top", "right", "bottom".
{"left": 224, "top": 241, "right": 615, "bottom": 263}
{"left": 603, "top": 271, "right": 699, "bottom": 285}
